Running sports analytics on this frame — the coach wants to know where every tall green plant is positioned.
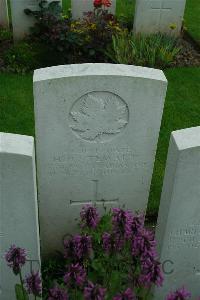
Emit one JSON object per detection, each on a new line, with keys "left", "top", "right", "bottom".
{"left": 106, "top": 31, "right": 181, "bottom": 68}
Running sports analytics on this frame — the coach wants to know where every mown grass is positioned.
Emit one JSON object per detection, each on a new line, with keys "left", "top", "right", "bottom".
{"left": 184, "top": 0, "right": 200, "bottom": 44}
{"left": 1, "top": 68, "right": 200, "bottom": 214}
{"left": 148, "top": 67, "right": 200, "bottom": 215}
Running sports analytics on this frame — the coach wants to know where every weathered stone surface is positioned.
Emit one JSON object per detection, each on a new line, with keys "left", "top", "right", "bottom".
{"left": 0, "top": 0, "right": 9, "bottom": 28}
{"left": 71, "top": 0, "right": 116, "bottom": 19}
{"left": 134, "top": 0, "right": 186, "bottom": 36}
{"left": 10, "top": 0, "right": 62, "bottom": 40}
{"left": 34, "top": 63, "right": 167, "bottom": 255}
{"left": 154, "top": 127, "right": 200, "bottom": 299}
{"left": 0, "top": 133, "right": 41, "bottom": 300}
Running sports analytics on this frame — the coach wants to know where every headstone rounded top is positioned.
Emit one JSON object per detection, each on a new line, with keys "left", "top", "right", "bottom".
{"left": 33, "top": 63, "right": 167, "bottom": 83}
{"left": 0, "top": 132, "right": 34, "bottom": 156}
{"left": 69, "top": 91, "right": 129, "bottom": 143}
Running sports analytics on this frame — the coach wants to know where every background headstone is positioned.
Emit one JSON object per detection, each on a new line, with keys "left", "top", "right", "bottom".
{"left": 0, "top": 0, "right": 9, "bottom": 28}
{"left": 134, "top": 0, "right": 186, "bottom": 36}
{"left": 0, "top": 133, "right": 41, "bottom": 300}
{"left": 10, "top": 0, "right": 62, "bottom": 40}
{"left": 34, "top": 63, "right": 167, "bottom": 255}
{"left": 71, "top": 0, "right": 116, "bottom": 19}
{"left": 154, "top": 127, "right": 200, "bottom": 299}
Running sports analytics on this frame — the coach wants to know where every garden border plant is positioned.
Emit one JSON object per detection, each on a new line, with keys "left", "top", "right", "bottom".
{"left": 5, "top": 204, "right": 198, "bottom": 300}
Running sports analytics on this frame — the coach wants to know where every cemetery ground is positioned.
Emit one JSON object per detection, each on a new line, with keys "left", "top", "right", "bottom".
{"left": 1, "top": 67, "right": 200, "bottom": 216}
{"left": 1, "top": 0, "right": 200, "bottom": 299}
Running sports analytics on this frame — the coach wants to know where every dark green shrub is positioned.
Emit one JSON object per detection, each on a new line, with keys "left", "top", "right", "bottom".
{"left": 4, "top": 41, "right": 45, "bottom": 73}
{"left": 0, "top": 27, "right": 12, "bottom": 42}
{"left": 107, "top": 31, "right": 181, "bottom": 68}
{"left": 24, "top": 0, "right": 124, "bottom": 63}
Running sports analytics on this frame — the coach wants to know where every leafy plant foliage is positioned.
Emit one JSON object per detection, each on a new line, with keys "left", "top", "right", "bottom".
{"left": 106, "top": 31, "right": 181, "bottom": 68}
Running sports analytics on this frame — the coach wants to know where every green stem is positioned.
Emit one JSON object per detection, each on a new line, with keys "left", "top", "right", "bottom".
{"left": 19, "top": 270, "right": 26, "bottom": 300}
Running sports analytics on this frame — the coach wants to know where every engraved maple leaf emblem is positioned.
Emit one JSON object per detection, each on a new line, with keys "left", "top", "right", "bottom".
{"left": 70, "top": 92, "right": 128, "bottom": 141}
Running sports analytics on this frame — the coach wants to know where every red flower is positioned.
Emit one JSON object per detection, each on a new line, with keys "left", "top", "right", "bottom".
{"left": 93, "top": 0, "right": 102, "bottom": 8}
{"left": 102, "top": 0, "right": 111, "bottom": 7}
{"left": 93, "top": 0, "right": 111, "bottom": 8}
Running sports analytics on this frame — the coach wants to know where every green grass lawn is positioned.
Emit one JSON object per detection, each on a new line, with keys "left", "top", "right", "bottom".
{"left": 1, "top": 67, "right": 200, "bottom": 214}
{"left": 148, "top": 67, "right": 200, "bottom": 215}
{"left": 184, "top": 0, "right": 200, "bottom": 44}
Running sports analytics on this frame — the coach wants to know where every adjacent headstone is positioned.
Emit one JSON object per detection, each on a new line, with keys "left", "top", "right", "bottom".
{"left": 134, "top": 0, "right": 186, "bottom": 36}
{"left": 34, "top": 63, "right": 167, "bottom": 255}
{"left": 0, "top": 133, "right": 41, "bottom": 300}
{"left": 71, "top": 0, "right": 116, "bottom": 19}
{"left": 0, "top": 0, "right": 9, "bottom": 28}
{"left": 10, "top": 0, "right": 62, "bottom": 40}
{"left": 154, "top": 127, "right": 200, "bottom": 299}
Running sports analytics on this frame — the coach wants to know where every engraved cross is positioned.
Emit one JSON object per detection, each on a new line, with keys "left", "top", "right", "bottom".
{"left": 70, "top": 180, "right": 119, "bottom": 205}
{"left": 151, "top": 1, "right": 172, "bottom": 27}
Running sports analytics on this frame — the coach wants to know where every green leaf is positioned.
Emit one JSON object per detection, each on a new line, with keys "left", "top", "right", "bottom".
{"left": 15, "top": 284, "right": 28, "bottom": 300}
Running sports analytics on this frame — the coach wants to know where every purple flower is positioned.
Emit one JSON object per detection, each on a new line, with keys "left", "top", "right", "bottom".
{"left": 113, "top": 288, "right": 136, "bottom": 300}
{"left": 84, "top": 281, "right": 106, "bottom": 300}
{"left": 102, "top": 232, "right": 112, "bottom": 253}
{"left": 139, "top": 256, "right": 163, "bottom": 287}
{"left": 25, "top": 271, "right": 42, "bottom": 297}
{"left": 5, "top": 245, "right": 27, "bottom": 274}
{"left": 80, "top": 204, "right": 100, "bottom": 229}
{"left": 129, "top": 213, "right": 144, "bottom": 236}
{"left": 64, "top": 234, "right": 92, "bottom": 261}
{"left": 112, "top": 208, "right": 133, "bottom": 239}
{"left": 131, "top": 228, "right": 157, "bottom": 258}
{"left": 64, "top": 263, "right": 86, "bottom": 288}
{"left": 165, "top": 287, "right": 191, "bottom": 300}
{"left": 102, "top": 232, "right": 124, "bottom": 253}
{"left": 48, "top": 286, "right": 68, "bottom": 300}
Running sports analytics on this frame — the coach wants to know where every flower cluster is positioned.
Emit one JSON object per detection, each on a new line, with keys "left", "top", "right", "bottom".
{"left": 6, "top": 205, "right": 198, "bottom": 300}
{"left": 166, "top": 287, "right": 191, "bottom": 300}
{"left": 80, "top": 204, "right": 100, "bottom": 229}
{"left": 5, "top": 244, "right": 27, "bottom": 275}
{"left": 5, "top": 245, "right": 42, "bottom": 299}
{"left": 48, "top": 286, "right": 68, "bottom": 300}
{"left": 64, "top": 263, "right": 86, "bottom": 288}
{"left": 64, "top": 234, "right": 92, "bottom": 261}
{"left": 113, "top": 288, "right": 136, "bottom": 300}
{"left": 25, "top": 271, "right": 42, "bottom": 297}
{"left": 132, "top": 228, "right": 163, "bottom": 287}
{"left": 84, "top": 281, "right": 106, "bottom": 300}
{"left": 93, "top": 0, "right": 112, "bottom": 8}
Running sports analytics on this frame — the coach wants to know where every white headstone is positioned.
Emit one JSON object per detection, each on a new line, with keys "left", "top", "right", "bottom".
{"left": 0, "top": 0, "right": 9, "bottom": 28}
{"left": 71, "top": 0, "right": 116, "bottom": 19}
{"left": 134, "top": 0, "right": 186, "bottom": 36}
{"left": 154, "top": 127, "right": 200, "bottom": 299}
{"left": 0, "top": 133, "right": 41, "bottom": 300}
{"left": 34, "top": 63, "right": 167, "bottom": 255}
{"left": 10, "top": 0, "right": 62, "bottom": 40}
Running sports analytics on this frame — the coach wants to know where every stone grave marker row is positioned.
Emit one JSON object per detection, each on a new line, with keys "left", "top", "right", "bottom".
{"left": 154, "top": 126, "right": 200, "bottom": 299}
{"left": 0, "top": 133, "right": 41, "bottom": 300}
